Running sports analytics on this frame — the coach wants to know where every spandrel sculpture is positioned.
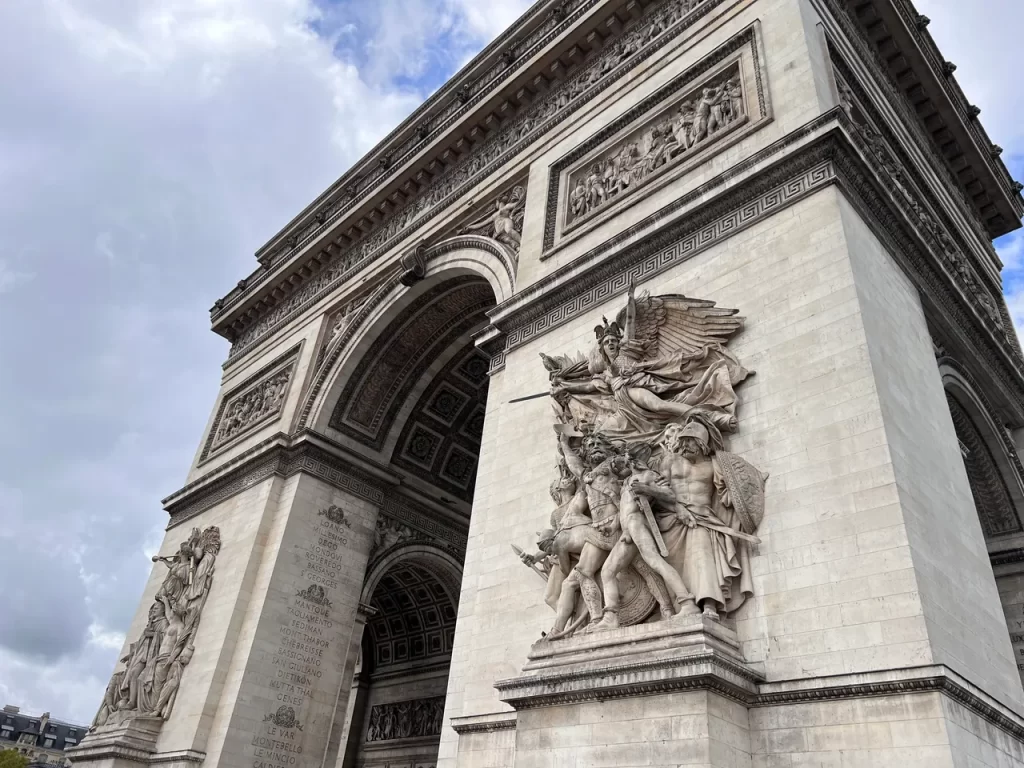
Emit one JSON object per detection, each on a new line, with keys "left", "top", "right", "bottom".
{"left": 91, "top": 526, "right": 221, "bottom": 729}
{"left": 519, "top": 284, "right": 766, "bottom": 639}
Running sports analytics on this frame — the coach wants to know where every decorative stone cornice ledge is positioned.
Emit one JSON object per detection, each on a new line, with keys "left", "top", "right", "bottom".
{"left": 481, "top": 115, "right": 1024, "bottom": 420}
{"left": 161, "top": 430, "right": 469, "bottom": 544}
{"left": 496, "top": 615, "right": 763, "bottom": 709}
{"left": 497, "top": 632, "right": 1024, "bottom": 743}
{"left": 66, "top": 719, "right": 206, "bottom": 768}
{"left": 756, "top": 664, "right": 1024, "bottom": 742}
{"left": 990, "top": 548, "right": 1024, "bottom": 567}
{"left": 211, "top": 0, "right": 732, "bottom": 347}
{"left": 817, "top": 0, "right": 1021, "bottom": 238}
{"left": 450, "top": 711, "right": 518, "bottom": 735}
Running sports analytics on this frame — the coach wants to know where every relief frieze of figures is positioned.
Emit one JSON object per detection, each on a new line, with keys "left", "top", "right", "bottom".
{"left": 834, "top": 73, "right": 1013, "bottom": 354}
{"left": 565, "top": 64, "right": 746, "bottom": 228}
{"left": 229, "top": 0, "right": 720, "bottom": 358}
{"left": 92, "top": 527, "right": 221, "bottom": 729}
{"left": 205, "top": 355, "right": 297, "bottom": 458}
{"left": 517, "top": 284, "right": 767, "bottom": 638}
{"left": 366, "top": 696, "right": 445, "bottom": 742}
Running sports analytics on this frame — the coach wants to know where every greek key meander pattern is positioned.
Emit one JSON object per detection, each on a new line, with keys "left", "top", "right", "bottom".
{"left": 223, "top": 0, "right": 725, "bottom": 360}
{"left": 500, "top": 161, "right": 834, "bottom": 367}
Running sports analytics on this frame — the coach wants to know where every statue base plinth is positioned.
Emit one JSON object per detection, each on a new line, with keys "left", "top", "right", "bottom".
{"left": 67, "top": 718, "right": 204, "bottom": 768}
{"left": 495, "top": 614, "right": 763, "bottom": 708}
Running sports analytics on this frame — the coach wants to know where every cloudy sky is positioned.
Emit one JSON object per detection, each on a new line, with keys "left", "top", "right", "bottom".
{"left": 0, "top": 0, "right": 1020, "bottom": 725}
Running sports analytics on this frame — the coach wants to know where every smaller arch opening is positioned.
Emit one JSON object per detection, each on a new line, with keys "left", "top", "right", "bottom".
{"left": 340, "top": 553, "right": 460, "bottom": 768}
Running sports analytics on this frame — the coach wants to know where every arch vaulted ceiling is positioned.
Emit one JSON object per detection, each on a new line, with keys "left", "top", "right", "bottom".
{"left": 366, "top": 562, "right": 458, "bottom": 669}
{"left": 946, "top": 392, "right": 1022, "bottom": 538}
{"left": 391, "top": 341, "right": 490, "bottom": 503}
{"left": 328, "top": 276, "right": 494, "bottom": 452}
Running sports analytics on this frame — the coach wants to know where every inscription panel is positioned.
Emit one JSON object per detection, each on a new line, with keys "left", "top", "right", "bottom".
{"left": 245, "top": 503, "right": 355, "bottom": 768}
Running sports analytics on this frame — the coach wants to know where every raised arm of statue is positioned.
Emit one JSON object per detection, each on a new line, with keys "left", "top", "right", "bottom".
{"left": 555, "top": 428, "right": 586, "bottom": 479}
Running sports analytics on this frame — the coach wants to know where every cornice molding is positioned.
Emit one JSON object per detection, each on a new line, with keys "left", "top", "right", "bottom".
{"left": 990, "top": 548, "right": 1024, "bottom": 568}
{"left": 481, "top": 119, "right": 1024, "bottom": 419}
{"left": 817, "top": 0, "right": 1021, "bottom": 238}
{"left": 450, "top": 712, "right": 518, "bottom": 735}
{"left": 212, "top": 0, "right": 729, "bottom": 346}
{"left": 162, "top": 431, "right": 470, "bottom": 549}
{"left": 496, "top": 660, "right": 1024, "bottom": 743}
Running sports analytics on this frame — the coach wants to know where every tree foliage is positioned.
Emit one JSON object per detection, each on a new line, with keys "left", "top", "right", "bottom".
{"left": 0, "top": 749, "right": 29, "bottom": 768}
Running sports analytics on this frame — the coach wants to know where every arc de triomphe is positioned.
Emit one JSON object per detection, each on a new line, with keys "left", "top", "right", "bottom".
{"left": 69, "top": 0, "right": 1024, "bottom": 766}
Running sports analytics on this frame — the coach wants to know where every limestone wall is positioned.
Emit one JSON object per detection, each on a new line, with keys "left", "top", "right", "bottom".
{"left": 839, "top": 194, "right": 1024, "bottom": 710}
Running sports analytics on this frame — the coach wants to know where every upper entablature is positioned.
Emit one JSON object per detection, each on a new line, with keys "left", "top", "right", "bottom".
{"left": 823, "top": 0, "right": 1022, "bottom": 239}
{"left": 209, "top": 0, "right": 727, "bottom": 353}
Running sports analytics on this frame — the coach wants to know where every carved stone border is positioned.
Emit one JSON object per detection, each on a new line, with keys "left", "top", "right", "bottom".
{"left": 817, "top": 0, "right": 1020, "bottom": 235}
{"left": 754, "top": 669, "right": 1024, "bottom": 742}
{"left": 450, "top": 712, "right": 518, "bottom": 735}
{"left": 165, "top": 440, "right": 386, "bottom": 529}
{"left": 544, "top": 23, "right": 770, "bottom": 252}
{"left": 828, "top": 50, "right": 1007, "bottom": 314}
{"left": 486, "top": 121, "right": 1024, "bottom": 420}
{"left": 502, "top": 137, "right": 836, "bottom": 366}
{"left": 219, "top": 0, "right": 731, "bottom": 359}
{"left": 199, "top": 345, "right": 300, "bottom": 463}
{"left": 165, "top": 435, "right": 472, "bottom": 551}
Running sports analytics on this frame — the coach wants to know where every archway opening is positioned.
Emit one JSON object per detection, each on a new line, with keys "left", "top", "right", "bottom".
{"left": 323, "top": 270, "right": 498, "bottom": 768}
{"left": 944, "top": 385, "right": 1024, "bottom": 691}
{"left": 341, "top": 558, "right": 459, "bottom": 768}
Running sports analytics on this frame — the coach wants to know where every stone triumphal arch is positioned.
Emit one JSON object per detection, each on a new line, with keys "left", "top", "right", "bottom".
{"left": 70, "top": 0, "right": 1024, "bottom": 766}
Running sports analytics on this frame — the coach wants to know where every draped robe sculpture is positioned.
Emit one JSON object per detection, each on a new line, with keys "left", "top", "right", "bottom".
{"left": 91, "top": 526, "right": 221, "bottom": 729}
{"left": 519, "top": 284, "right": 766, "bottom": 638}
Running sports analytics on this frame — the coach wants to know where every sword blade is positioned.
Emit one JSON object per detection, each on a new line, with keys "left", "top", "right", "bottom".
{"left": 507, "top": 391, "right": 550, "bottom": 404}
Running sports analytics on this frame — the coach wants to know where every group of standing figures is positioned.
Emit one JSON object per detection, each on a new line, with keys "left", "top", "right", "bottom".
{"left": 568, "top": 72, "right": 745, "bottom": 224}
{"left": 520, "top": 285, "right": 767, "bottom": 638}
{"left": 91, "top": 527, "right": 221, "bottom": 728}
{"left": 365, "top": 697, "right": 445, "bottom": 742}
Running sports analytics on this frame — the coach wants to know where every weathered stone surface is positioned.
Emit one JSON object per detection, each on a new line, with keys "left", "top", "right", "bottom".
{"left": 72, "top": 0, "right": 1024, "bottom": 767}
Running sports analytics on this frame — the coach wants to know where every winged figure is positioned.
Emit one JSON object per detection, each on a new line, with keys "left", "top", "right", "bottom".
{"left": 461, "top": 185, "right": 526, "bottom": 252}
{"left": 546, "top": 281, "right": 751, "bottom": 438}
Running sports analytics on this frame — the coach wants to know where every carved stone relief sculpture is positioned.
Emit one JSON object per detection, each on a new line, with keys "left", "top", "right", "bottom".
{"left": 565, "top": 63, "right": 746, "bottom": 229}
{"left": 835, "top": 73, "right": 1009, "bottom": 345}
{"left": 91, "top": 526, "right": 222, "bottom": 729}
{"left": 229, "top": 0, "right": 721, "bottom": 358}
{"left": 365, "top": 696, "right": 445, "bottom": 742}
{"left": 459, "top": 184, "right": 527, "bottom": 254}
{"left": 518, "top": 284, "right": 766, "bottom": 639}
{"left": 203, "top": 352, "right": 298, "bottom": 460}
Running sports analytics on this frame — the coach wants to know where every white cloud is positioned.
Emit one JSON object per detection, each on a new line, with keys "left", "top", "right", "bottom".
{"left": 0, "top": 259, "right": 34, "bottom": 294}
{"left": 0, "top": 0, "right": 509, "bottom": 725}
{"left": 0, "top": 0, "right": 1020, "bottom": 729}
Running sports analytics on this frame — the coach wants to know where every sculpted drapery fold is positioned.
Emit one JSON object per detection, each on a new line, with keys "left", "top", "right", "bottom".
{"left": 518, "top": 284, "right": 766, "bottom": 638}
{"left": 91, "top": 526, "right": 222, "bottom": 729}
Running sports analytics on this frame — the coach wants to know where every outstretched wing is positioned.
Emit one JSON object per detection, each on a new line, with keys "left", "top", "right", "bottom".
{"left": 617, "top": 293, "right": 744, "bottom": 359}
{"left": 510, "top": 186, "right": 527, "bottom": 233}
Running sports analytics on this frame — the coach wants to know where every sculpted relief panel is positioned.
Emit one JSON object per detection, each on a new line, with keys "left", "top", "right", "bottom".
{"left": 227, "top": 0, "right": 726, "bottom": 360}
{"left": 92, "top": 526, "right": 221, "bottom": 728}
{"left": 201, "top": 348, "right": 299, "bottom": 462}
{"left": 544, "top": 26, "right": 769, "bottom": 251}
{"left": 366, "top": 696, "right": 445, "bottom": 742}
{"left": 518, "top": 285, "right": 766, "bottom": 638}
{"left": 565, "top": 63, "right": 746, "bottom": 230}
